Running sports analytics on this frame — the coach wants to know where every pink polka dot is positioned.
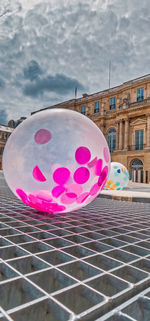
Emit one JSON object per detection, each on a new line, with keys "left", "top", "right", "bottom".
{"left": 34, "top": 190, "right": 52, "bottom": 202}
{"left": 28, "top": 192, "right": 66, "bottom": 213}
{"left": 98, "top": 166, "right": 108, "bottom": 186}
{"left": 28, "top": 194, "right": 39, "bottom": 205}
{"left": 73, "top": 167, "right": 90, "bottom": 184}
{"left": 103, "top": 147, "right": 110, "bottom": 163}
{"left": 88, "top": 157, "right": 97, "bottom": 168}
{"left": 61, "top": 193, "right": 76, "bottom": 204}
{"left": 34, "top": 129, "right": 52, "bottom": 144}
{"left": 67, "top": 184, "right": 82, "bottom": 195}
{"left": 16, "top": 188, "right": 28, "bottom": 203}
{"left": 76, "top": 192, "right": 89, "bottom": 203}
{"left": 75, "top": 147, "right": 91, "bottom": 164}
{"left": 54, "top": 204, "right": 66, "bottom": 212}
{"left": 52, "top": 185, "right": 67, "bottom": 198}
{"left": 33, "top": 165, "right": 46, "bottom": 182}
{"left": 90, "top": 183, "right": 100, "bottom": 196}
{"left": 66, "top": 192, "right": 77, "bottom": 198}
{"left": 53, "top": 167, "right": 70, "bottom": 185}
{"left": 95, "top": 159, "right": 103, "bottom": 176}
{"left": 100, "top": 179, "right": 107, "bottom": 191}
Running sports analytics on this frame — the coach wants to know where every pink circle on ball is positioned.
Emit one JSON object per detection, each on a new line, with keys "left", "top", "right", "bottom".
{"left": 66, "top": 192, "right": 77, "bottom": 198}
{"left": 103, "top": 147, "right": 110, "bottom": 163}
{"left": 88, "top": 156, "right": 97, "bottom": 168}
{"left": 95, "top": 159, "right": 103, "bottom": 176}
{"left": 98, "top": 165, "right": 108, "bottom": 186}
{"left": 53, "top": 167, "right": 70, "bottom": 185}
{"left": 67, "top": 184, "right": 82, "bottom": 195}
{"left": 16, "top": 188, "right": 28, "bottom": 202}
{"left": 75, "top": 147, "right": 91, "bottom": 164}
{"left": 73, "top": 167, "right": 90, "bottom": 184}
{"left": 76, "top": 192, "right": 89, "bottom": 203}
{"left": 61, "top": 193, "right": 76, "bottom": 204}
{"left": 90, "top": 183, "right": 100, "bottom": 196}
{"left": 34, "top": 190, "right": 52, "bottom": 201}
{"left": 33, "top": 165, "right": 46, "bottom": 182}
{"left": 52, "top": 185, "right": 67, "bottom": 198}
{"left": 34, "top": 129, "right": 52, "bottom": 144}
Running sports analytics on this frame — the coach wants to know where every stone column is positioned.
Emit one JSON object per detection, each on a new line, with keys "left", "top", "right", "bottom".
{"left": 124, "top": 119, "right": 129, "bottom": 150}
{"left": 119, "top": 121, "right": 123, "bottom": 150}
{"left": 116, "top": 122, "right": 119, "bottom": 150}
{"left": 146, "top": 114, "right": 150, "bottom": 148}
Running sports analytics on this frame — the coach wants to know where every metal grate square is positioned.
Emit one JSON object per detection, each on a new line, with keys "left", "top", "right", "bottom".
{"left": 59, "top": 260, "right": 102, "bottom": 281}
{"left": 86, "top": 273, "right": 130, "bottom": 297}
{"left": 84, "top": 254, "right": 122, "bottom": 271}
{"left": 0, "top": 246, "right": 29, "bottom": 261}
{"left": 122, "top": 297, "right": 150, "bottom": 321}
{"left": 38, "top": 250, "right": 75, "bottom": 266}
{"left": 55, "top": 284, "right": 105, "bottom": 314}
{"left": 0, "top": 262, "right": 19, "bottom": 282}
{"left": 8, "top": 298, "right": 72, "bottom": 321}
{"left": 0, "top": 278, "right": 44, "bottom": 311}
{"left": 28, "top": 268, "right": 76, "bottom": 294}
{"left": 8, "top": 255, "right": 50, "bottom": 275}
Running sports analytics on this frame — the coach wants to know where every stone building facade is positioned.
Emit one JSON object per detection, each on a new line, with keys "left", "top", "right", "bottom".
{"left": 0, "top": 125, "right": 13, "bottom": 170}
{"left": 32, "top": 74, "right": 150, "bottom": 183}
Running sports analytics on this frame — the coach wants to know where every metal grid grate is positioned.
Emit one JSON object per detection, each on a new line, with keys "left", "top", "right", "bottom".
{"left": 0, "top": 172, "right": 150, "bottom": 320}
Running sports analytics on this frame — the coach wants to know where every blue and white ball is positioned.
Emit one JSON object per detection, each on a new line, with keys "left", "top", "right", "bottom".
{"left": 105, "top": 162, "right": 129, "bottom": 190}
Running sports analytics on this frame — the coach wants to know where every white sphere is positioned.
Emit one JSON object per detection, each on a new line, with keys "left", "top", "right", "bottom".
{"left": 105, "top": 162, "right": 129, "bottom": 190}
{"left": 3, "top": 108, "right": 110, "bottom": 213}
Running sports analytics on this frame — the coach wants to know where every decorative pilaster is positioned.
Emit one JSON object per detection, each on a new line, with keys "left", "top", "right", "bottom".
{"left": 124, "top": 119, "right": 129, "bottom": 150}
{"left": 116, "top": 122, "right": 119, "bottom": 150}
{"left": 119, "top": 121, "right": 123, "bottom": 150}
{"left": 146, "top": 114, "right": 150, "bottom": 148}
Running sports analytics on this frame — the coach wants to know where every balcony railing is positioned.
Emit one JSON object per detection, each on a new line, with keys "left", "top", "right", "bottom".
{"left": 128, "top": 144, "right": 145, "bottom": 151}
{"left": 109, "top": 145, "right": 145, "bottom": 153}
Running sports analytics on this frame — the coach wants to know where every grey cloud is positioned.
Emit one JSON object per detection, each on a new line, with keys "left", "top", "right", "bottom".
{"left": 0, "top": 79, "right": 5, "bottom": 89}
{"left": 23, "top": 73, "right": 84, "bottom": 97}
{"left": 23, "top": 60, "right": 43, "bottom": 81}
{"left": 0, "top": 109, "right": 8, "bottom": 125}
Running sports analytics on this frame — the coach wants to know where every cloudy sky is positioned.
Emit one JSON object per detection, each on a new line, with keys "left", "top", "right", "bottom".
{"left": 0, "top": 0, "right": 150, "bottom": 124}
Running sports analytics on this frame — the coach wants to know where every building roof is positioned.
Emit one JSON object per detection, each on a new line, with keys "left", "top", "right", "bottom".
{"left": 0, "top": 124, "right": 13, "bottom": 133}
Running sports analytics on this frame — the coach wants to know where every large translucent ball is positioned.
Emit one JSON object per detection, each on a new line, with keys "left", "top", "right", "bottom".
{"left": 3, "top": 109, "right": 110, "bottom": 213}
{"left": 105, "top": 162, "right": 129, "bottom": 190}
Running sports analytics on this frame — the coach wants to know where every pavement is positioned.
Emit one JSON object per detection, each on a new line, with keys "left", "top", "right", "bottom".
{"left": 100, "top": 181, "right": 150, "bottom": 203}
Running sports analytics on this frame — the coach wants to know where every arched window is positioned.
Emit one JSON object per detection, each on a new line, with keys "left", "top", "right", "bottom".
{"left": 130, "top": 159, "right": 143, "bottom": 170}
{"left": 130, "top": 158, "right": 143, "bottom": 181}
{"left": 108, "top": 128, "right": 116, "bottom": 152}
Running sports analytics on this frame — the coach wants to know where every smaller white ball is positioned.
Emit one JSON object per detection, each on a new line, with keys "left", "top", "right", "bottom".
{"left": 105, "top": 162, "right": 129, "bottom": 190}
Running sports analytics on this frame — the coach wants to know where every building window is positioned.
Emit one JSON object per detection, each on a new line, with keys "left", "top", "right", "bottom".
{"left": 135, "top": 129, "right": 144, "bottom": 150}
{"left": 94, "top": 101, "right": 100, "bottom": 113}
{"left": 108, "top": 128, "right": 116, "bottom": 152}
{"left": 110, "top": 97, "right": 116, "bottom": 110}
{"left": 137, "top": 88, "right": 144, "bottom": 102}
{"left": 81, "top": 105, "right": 86, "bottom": 115}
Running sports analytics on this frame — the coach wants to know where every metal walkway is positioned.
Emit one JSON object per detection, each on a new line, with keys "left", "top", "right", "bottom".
{"left": 0, "top": 173, "right": 150, "bottom": 320}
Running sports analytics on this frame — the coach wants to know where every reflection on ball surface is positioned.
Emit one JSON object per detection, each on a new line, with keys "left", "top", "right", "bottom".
{"left": 3, "top": 109, "right": 110, "bottom": 213}
{"left": 105, "top": 162, "right": 129, "bottom": 190}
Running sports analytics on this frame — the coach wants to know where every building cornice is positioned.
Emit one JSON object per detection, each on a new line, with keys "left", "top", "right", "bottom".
{"left": 0, "top": 125, "right": 13, "bottom": 133}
